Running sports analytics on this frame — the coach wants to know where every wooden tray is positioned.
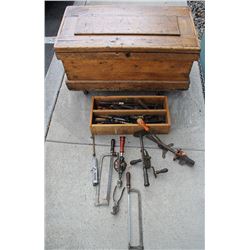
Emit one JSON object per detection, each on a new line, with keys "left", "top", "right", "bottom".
{"left": 90, "top": 96, "right": 171, "bottom": 135}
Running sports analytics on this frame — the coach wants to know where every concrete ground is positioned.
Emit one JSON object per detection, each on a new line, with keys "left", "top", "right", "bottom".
{"left": 45, "top": 1, "right": 204, "bottom": 249}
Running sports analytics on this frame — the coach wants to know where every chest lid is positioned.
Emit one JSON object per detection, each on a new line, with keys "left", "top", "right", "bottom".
{"left": 54, "top": 5, "right": 200, "bottom": 53}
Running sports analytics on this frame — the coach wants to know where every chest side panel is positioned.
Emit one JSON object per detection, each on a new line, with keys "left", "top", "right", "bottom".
{"left": 58, "top": 52, "right": 195, "bottom": 81}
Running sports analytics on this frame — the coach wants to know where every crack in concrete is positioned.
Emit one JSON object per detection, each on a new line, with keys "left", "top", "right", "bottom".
{"left": 44, "top": 73, "right": 65, "bottom": 140}
{"left": 45, "top": 139, "right": 204, "bottom": 152}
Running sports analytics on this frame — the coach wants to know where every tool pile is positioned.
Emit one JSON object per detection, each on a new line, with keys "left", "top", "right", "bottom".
{"left": 92, "top": 99, "right": 166, "bottom": 125}
{"left": 91, "top": 117, "right": 195, "bottom": 250}
{"left": 90, "top": 96, "right": 171, "bottom": 135}
{"left": 93, "top": 114, "right": 166, "bottom": 125}
{"left": 94, "top": 100, "right": 164, "bottom": 110}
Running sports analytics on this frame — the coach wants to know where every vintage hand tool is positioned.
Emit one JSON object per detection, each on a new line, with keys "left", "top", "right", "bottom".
{"left": 95, "top": 115, "right": 129, "bottom": 124}
{"left": 114, "top": 136, "right": 127, "bottom": 187}
{"left": 95, "top": 139, "right": 117, "bottom": 206}
{"left": 137, "top": 118, "right": 195, "bottom": 166}
{"left": 126, "top": 172, "right": 144, "bottom": 250}
{"left": 130, "top": 130, "right": 168, "bottom": 187}
{"left": 94, "top": 115, "right": 165, "bottom": 125}
{"left": 91, "top": 135, "right": 99, "bottom": 186}
{"left": 111, "top": 185, "right": 125, "bottom": 215}
{"left": 111, "top": 136, "right": 127, "bottom": 215}
{"left": 96, "top": 100, "right": 162, "bottom": 110}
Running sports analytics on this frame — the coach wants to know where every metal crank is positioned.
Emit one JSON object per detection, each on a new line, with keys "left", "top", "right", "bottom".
{"left": 114, "top": 136, "right": 127, "bottom": 187}
{"left": 131, "top": 130, "right": 168, "bottom": 186}
{"left": 161, "top": 143, "right": 174, "bottom": 159}
{"left": 111, "top": 136, "right": 127, "bottom": 215}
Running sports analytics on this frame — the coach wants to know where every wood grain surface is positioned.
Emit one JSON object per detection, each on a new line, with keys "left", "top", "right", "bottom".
{"left": 66, "top": 79, "right": 189, "bottom": 91}
{"left": 75, "top": 15, "right": 180, "bottom": 36}
{"left": 54, "top": 5, "right": 200, "bottom": 53}
{"left": 54, "top": 5, "right": 200, "bottom": 91}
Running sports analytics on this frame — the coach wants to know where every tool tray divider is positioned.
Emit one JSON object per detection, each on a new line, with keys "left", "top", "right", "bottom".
{"left": 90, "top": 96, "right": 171, "bottom": 135}
{"left": 93, "top": 109, "right": 167, "bottom": 116}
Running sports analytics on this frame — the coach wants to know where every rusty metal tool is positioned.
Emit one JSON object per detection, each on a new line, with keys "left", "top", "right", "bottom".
{"left": 95, "top": 139, "right": 117, "bottom": 206}
{"left": 91, "top": 135, "right": 99, "bottom": 186}
{"left": 114, "top": 136, "right": 127, "bottom": 187}
{"left": 96, "top": 100, "right": 162, "bottom": 110}
{"left": 111, "top": 136, "right": 127, "bottom": 215}
{"left": 130, "top": 130, "right": 168, "bottom": 187}
{"left": 94, "top": 115, "right": 165, "bottom": 124}
{"left": 126, "top": 172, "right": 144, "bottom": 250}
{"left": 111, "top": 185, "right": 125, "bottom": 215}
{"left": 137, "top": 118, "right": 195, "bottom": 166}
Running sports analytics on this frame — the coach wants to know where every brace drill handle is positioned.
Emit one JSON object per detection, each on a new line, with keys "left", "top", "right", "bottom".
{"left": 126, "top": 172, "right": 131, "bottom": 192}
{"left": 130, "top": 159, "right": 142, "bottom": 165}
{"left": 120, "top": 136, "right": 125, "bottom": 154}
{"left": 129, "top": 157, "right": 149, "bottom": 186}
{"left": 143, "top": 166, "right": 150, "bottom": 187}
{"left": 110, "top": 139, "right": 115, "bottom": 154}
{"left": 155, "top": 168, "right": 168, "bottom": 174}
{"left": 137, "top": 118, "right": 149, "bottom": 131}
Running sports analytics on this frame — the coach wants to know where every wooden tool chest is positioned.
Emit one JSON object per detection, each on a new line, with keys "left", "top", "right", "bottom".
{"left": 54, "top": 5, "right": 200, "bottom": 92}
{"left": 90, "top": 96, "right": 171, "bottom": 135}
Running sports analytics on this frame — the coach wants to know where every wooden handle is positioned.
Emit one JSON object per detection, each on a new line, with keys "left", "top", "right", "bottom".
{"left": 137, "top": 118, "right": 149, "bottom": 132}
{"left": 130, "top": 159, "right": 142, "bottom": 165}
{"left": 120, "top": 136, "right": 125, "bottom": 153}
{"left": 155, "top": 168, "right": 168, "bottom": 175}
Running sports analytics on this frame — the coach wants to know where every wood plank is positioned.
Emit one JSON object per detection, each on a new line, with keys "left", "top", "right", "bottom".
{"left": 90, "top": 96, "right": 94, "bottom": 130}
{"left": 54, "top": 5, "right": 200, "bottom": 53}
{"left": 93, "top": 95, "right": 165, "bottom": 103}
{"left": 93, "top": 109, "right": 167, "bottom": 116}
{"left": 56, "top": 52, "right": 199, "bottom": 61}
{"left": 55, "top": 35, "right": 200, "bottom": 53}
{"left": 75, "top": 15, "right": 180, "bottom": 36}
{"left": 64, "top": 5, "right": 190, "bottom": 17}
{"left": 90, "top": 124, "right": 170, "bottom": 135}
{"left": 165, "top": 96, "right": 171, "bottom": 125}
{"left": 66, "top": 79, "right": 189, "bottom": 91}
{"left": 62, "top": 57, "right": 193, "bottom": 81}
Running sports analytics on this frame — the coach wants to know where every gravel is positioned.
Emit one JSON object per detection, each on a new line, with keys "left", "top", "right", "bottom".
{"left": 188, "top": 1, "right": 205, "bottom": 40}
{"left": 188, "top": 1, "right": 205, "bottom": 99}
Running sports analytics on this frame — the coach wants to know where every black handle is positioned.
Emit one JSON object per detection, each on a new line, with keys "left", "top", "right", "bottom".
{"left": 176, "top": 155, "right": 195, "bottom": 166}
{"left": 110, "top": 139, "right": 115, "bottom": 154}
{"left": 182, "top": 155, "right": 195, "bottom": 166}
{"left": 143, "top": 167, "right": 150, "bottom": 187}
{"left": 126, "top": 172, "right": 131, "bottom": 191}
{"left": 155, "top": 168, "right": 168, "bottom": 175}
{"left": 130, "top": 159, "right": 142, "bottom": 165}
